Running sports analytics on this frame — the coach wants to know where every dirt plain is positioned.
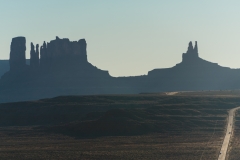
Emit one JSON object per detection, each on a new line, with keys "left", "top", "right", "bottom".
{"left": 0, "top": 92, "right": 240, "bottom": 159}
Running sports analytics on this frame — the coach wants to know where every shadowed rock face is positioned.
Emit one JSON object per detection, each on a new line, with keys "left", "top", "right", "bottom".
{"left": 1, "top": 37, "right": 240, "bottom": 103}
{"left": 40, "top": 41, "right": 47, "bottom": 67}
{"left": 9, "top": 37, "right": 26, "bottom": 71}
{"left": 182, "top": 41, "right": 199, "bottom": 62}
{"left": 30, "top": 43, "right": 39, "bottom": 69}
{"left": 0, "top": 36, "right": 112, "bottom": 102}
{"left": 147, "top": 41, "right": 240, "bottom": 92}
{"left": 39, "top": 37, "right": 87, "bottom": 68}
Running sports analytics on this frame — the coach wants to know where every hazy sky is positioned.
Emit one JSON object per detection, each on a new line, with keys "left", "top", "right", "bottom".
{"left": 1, "top": 0, "right": 240, "bottom": 76}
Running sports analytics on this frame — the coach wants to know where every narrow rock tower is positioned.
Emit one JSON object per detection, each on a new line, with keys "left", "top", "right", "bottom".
{"left": 30, "top": 42, "right": 39, "bottom": 69}
{"left": 186, "top": 41, "right": 194, "bottom": 54}
{"left": 193, "top": 41, "right": 198, "bottom": 57}
{"left": 9, "top": 37, "right": 26, "bottom": 71}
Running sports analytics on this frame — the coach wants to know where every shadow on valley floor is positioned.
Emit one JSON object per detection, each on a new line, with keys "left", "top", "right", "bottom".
{"left": 1, "top": 93, "right": 240, "bottom": 159}
{"left": 0, "top": 94, "right": 234, "bottom": 138}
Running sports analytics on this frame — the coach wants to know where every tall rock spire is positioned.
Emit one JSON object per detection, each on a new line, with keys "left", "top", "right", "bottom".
{"left": 40, "top": 41, "right": 47, "bottom": 66}
{"left": 9, "top": 37, "right": 26, "bottom": 71}
{"left": 193, "top": 41, "right": 198, "bottom": 56}
{"left": 30, "top": 43, "right": 40, "bottom": 69}
{"left": 30, "top": 42, "right": 36, "bottom": 67}
{"left": 182, "top": 41, "right": 199, "bottom": 62}
{"left": 78, "top": 39, "right": 87, "bottom": 62}
{"left": 187, "top": 41, "right": 194, "bottom": 53}
{"left": 36, "top": 44, "right": 39, "bottom": 62}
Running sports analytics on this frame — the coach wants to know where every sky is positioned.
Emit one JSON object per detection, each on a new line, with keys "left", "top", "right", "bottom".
{"left": 1, "top": 0, "right": 240, "bottom": 77}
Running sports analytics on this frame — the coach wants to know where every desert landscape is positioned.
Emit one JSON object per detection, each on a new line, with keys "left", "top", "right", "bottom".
{"left": 2, "top": 1, "right": 240, "bottom": 159}
{"left": 0, "top": 92, "right": 239, "bottom": 159}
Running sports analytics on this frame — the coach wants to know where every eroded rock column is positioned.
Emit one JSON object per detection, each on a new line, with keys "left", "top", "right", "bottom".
{"left": 9, "top": 37, "right": 26, "bottom": 71}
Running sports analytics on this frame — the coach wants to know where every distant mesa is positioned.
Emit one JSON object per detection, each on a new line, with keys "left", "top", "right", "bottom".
{"left": 9, "top": 36, "right": 89, "bottom": 72}
{"left": 0, "top": 37, "right": 240, "bottom": 103}
{"left": 4, "top": 36, "right": 110, "bottom": 77}
{"left": 0, "top": 36, "right": 111, "bottom": 102}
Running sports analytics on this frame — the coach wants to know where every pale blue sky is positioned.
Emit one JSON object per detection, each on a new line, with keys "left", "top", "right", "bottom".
{"left": 1, "top": 0, "right": 240, "bottom": 76}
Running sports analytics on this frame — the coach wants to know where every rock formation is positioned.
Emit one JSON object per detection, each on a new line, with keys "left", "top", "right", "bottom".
{"left": 36, "top": 44, "right": 40, "bottom": 65}
{"left": 193, "top": 41, "right": 198, "bottom": 55}
{"left": 0, "top": 36, "right": 111, "bottom": 103}
{"left": 187, "top": 41, "right": 194, "bottom": 53}
{"left": 9, "top": 37, "right": 26, "bottom": 71}
{"left": 2, "top": 37, "right": 240, "bottom": 103}
{"left": 30, "top": 43, "right": 39, "bottom": 68}
{"left": 40, "top": 41, "right": 47, "bottom": 67}
{"left": 38, "top": 37, "right": 88, "bottom": 70}
{"left": 182, "top": 41, "right": 199, "bottom": 62}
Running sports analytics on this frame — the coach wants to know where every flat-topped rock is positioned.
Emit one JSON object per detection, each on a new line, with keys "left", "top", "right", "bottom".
{"left": 9, "top": 37, "right": 26, "bottom": 71}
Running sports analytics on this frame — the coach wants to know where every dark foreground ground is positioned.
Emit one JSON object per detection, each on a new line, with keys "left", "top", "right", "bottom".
{"left": 1, "top": 92, "right": 240, "bottom": 159}
{"left": 0, "top": 128, "right": 223, "bottom": 160}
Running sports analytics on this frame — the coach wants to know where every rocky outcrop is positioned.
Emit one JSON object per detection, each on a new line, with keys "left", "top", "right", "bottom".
{"left": 4, "top": 37, "right": 240, "bottom": 103}
{"left": 78, "top": 39, "right": 87, "bottom": 62}
{"left": 36, "top": 44, "right": 40, "bottom": 67}
{"left": 9, "top": 37, "right": 26, "bottom": 71}
{"left": 193, "top": 41, "right": 198, "bottom": 54}
{"left": 40, "top": 41, "right": 47, "bottom": 67}
{"left": 30, "top": 43, "right": 39, "bottom": 69}
{"left": 148, "top": 41, "right": 224, "bottom": 78}
{"left": 182, "top": 41, "right": 199, "bottom": 62}
{"left": 37, "top": 37, "right": 88, "bottom": 70}
{"left": 0, "top": 36, "right": 111, "bottom": 103}
{"left": 187, "top": 41, "right": 194, "bottom": 53}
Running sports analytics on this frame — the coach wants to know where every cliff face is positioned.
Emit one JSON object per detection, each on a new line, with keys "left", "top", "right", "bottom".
{"left": 39, "top": 37, "right": 88, "bottom": 68}
{"left": 5, "top": 36, "right": 108, "bottom": 76}
{"left": 9, "top": 37, "right": 26, "bottom": 71}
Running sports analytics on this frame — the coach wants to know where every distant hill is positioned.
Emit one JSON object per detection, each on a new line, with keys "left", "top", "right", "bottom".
{"left": 1, "top": 37, "right": 240, "bottom": 103}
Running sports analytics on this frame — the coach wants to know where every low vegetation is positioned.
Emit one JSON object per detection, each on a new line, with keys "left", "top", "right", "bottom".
{"left": 0, "top": 92, "right": 240, "bottom": 159}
